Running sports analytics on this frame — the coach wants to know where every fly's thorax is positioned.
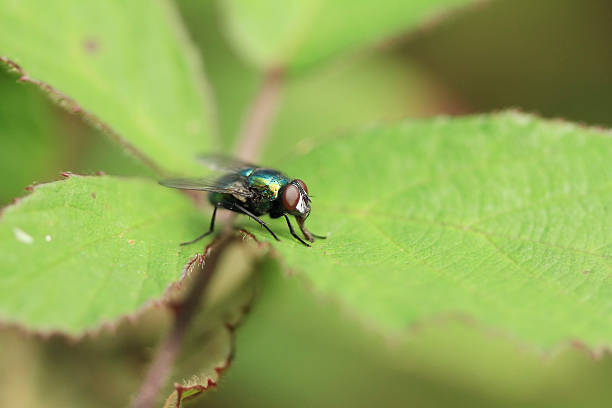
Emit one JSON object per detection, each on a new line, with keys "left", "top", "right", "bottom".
{"left": 208, "top": 191, "right": 230, "bottom": 207}
{"left": 247, "top": 169, "right": 291, "bottom": 200}
{"left": 238, "top": 167, "right": 254, "bottom": 177}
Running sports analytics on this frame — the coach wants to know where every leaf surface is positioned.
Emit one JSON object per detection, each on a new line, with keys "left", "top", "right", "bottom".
{"left": 0, "top": 0, "right": 216, "bottom": 175}
{"left": 219, "top": 0, "right": 474, "bottom": 71}
{"left": 246, "top": 112, "right": 612, "bottom": 348}
{"left": 0, "top": 175, "right": 207, "bottom": 334}
{"left": 0, "top": 71, "right": 61, "bottom": 205}
{"left": 205, "top": 262, "right": 612, "bottom": 408}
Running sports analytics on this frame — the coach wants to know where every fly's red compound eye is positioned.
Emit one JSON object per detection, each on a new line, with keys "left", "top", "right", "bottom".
{"left": 295, "top": 179, "right": 308, "bottom": 194}
{"left": 282, "top": 184, "right": 300, "bottom": 211}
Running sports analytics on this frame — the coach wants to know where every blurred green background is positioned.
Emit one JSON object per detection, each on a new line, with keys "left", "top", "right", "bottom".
{"left": 2, "top": 0, "right": 612, "bottom": 406}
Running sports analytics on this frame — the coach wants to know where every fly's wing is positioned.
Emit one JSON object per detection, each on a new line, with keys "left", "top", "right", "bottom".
{"left": 196, "top": 154, "right": 259, "bottom": 173}
{"left": 159, "top": 174, "right": 254, "bottom": 197}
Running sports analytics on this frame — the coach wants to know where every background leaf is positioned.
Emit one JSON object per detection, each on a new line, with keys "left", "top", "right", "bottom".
{"left": 0, "top": 175, "right": 207, "bottom": 334}
{"left": 178, "top": 0, "right": 461, "bottom": 155}
{"left": 0, "top": 71, "right": 62, "bottom": 205}
{"left": 205, "top": 262, "right": 612, "bottom": 408}
{"left": 177, "top": 0, "right": 260, "bottom": 150}
{"left": 0, "top": 0, "right": 216, "bottom": 175}
{"left": 240, "top": 112, "right": 612, "bottom": 349}
{"left": 0, "top": 310, "right": 166, "bottom": 408}
{"left": 219, "top": 0, "right": 475, "bottom": 71}
{"left": 0, "top": 70, "right": 155, "bottom": 206}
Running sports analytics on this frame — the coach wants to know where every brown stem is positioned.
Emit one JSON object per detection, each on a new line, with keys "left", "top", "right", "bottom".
{"left": 234, "top": 67, "right": 285, "bottom": 162}
{"left": 132, "top": 234, "right": 237, "bottom": 408}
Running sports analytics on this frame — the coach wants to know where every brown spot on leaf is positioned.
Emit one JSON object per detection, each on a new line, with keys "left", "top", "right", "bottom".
{"left": 91, "top": 192, "right": 96, "bottom": 199}
{"left": 128, "top": 239, "right": 135, "bottom": 245}
{"left": 83, "top": 37, "right": 100, "bottom": 53}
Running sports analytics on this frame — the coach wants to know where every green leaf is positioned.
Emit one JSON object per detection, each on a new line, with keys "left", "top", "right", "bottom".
{"left": 0, "top": 71, "right": 61, "bottom": 205}
{"left": 245, "top": 112, "right": 612, "bottom": 349}
{"left": 0, "top": 70, "right": 155, "bottom": 206}
{"left": 219, "top": 0, "right": 474, "bottom": 71}
{"left": 0, "top": 175, "right": 207, "bottom": 334}
{"left": 0, "top": 0, "right": 216, "bottom": 175}
{"left": 206, "top": 262, "right": 612, "bottom": 408}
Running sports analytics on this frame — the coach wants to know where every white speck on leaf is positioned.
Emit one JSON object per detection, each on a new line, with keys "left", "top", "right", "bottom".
{"left": 45, "top": 235, "right": 52, "bottom": 242}
{"left": 14, "top": 228, "right": 34, "bottom": 244}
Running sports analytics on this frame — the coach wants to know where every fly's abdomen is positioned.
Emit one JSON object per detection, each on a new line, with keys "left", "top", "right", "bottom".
{"left": 208, "top": 191, "right": 234, "bottom": 207}
{"left": 207, "top": 172, "right": 250, "bottom": 208}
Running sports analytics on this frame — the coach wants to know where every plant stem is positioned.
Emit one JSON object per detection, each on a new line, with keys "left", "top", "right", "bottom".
{"left": 234, "top": 67, "right": 285, "bottom": 162}
{"left": 132, "top": 235, "right": 237, "bottom": 408}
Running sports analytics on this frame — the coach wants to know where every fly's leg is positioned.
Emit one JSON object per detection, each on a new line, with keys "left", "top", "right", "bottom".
{"left": 283, "top": 215, "right": 311, "bottom": 247}
{"left": 180, "top": 206, "right": 218, "bottom": 246}
{"left": 233, "top": 203, "right": 280, "bottom": 241}
{"left": 296, "top": 216, "right": 326, "bottom": 242}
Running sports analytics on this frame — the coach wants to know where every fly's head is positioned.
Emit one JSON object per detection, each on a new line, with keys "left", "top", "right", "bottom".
{"left": 281, "top": 179, "right": 311, "bottom": 218}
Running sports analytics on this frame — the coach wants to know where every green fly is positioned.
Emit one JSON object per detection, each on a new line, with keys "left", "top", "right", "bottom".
{"left": 159, "top": 155, "right": 326, "bottom": 247}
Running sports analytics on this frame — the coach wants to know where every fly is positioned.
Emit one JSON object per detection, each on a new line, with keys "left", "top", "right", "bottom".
{"left": 159, "top": 155, "right": 326, "bottom": 247}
